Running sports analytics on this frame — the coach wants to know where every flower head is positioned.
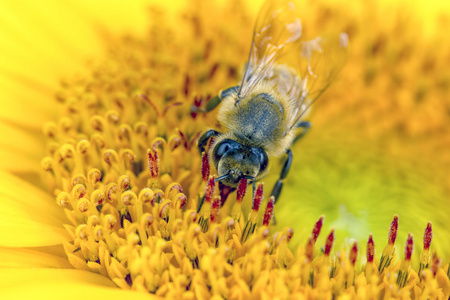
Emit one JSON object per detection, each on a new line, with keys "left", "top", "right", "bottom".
{"left": 1, "top": 0, "right": 450, "bottom": 298}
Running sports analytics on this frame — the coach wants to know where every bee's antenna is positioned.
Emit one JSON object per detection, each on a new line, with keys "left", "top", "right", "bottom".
{"left": 215, "top": 174, "right": 230, "bottom": 182}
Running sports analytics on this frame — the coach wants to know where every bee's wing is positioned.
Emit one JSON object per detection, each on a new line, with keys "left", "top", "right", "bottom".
{"left": 287, "top": 33, "right": 348, "bottom": 129}
{"left": 237, "top": 0, "right": 302, "bottom": 99}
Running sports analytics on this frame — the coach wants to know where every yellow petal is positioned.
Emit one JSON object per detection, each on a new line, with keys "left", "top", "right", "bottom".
{"left": 0, "top": 268, "right": 162, "bottom": 299}
{"left": 0, "top": 0, "right": 153, "bottom": 128}
{"left": 0, "top": 171, "right": 69, "bottom": 247}
{"left": 0, "top": 245, "right": 72, "bottom": 269}
{"left": 0, "top": 122, "right": 44, "bottom": 172}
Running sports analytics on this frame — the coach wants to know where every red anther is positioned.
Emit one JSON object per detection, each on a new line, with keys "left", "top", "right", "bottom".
{"left": 169, "top": 184, "right": 183, "bottom": 194}
{"left": 169, "top": 137, "right": 182, "bottom": 151}
{"left": 159, "top": 202, "right": 172, "bottom": 218}
{"left": 162, "top": 102, "right": 182, "bottom": 116}
{"left": 423, "top": 221, "right": 433, "bottom": 251}
{"left": 189, "top": 131, "right": 202, "bottom": 149}
{"left": 324, "top": 229, "right": 335, "bottom": 256}
{"left": 286, "top": 227, "right": 294, "bottom": 243}
{"left": 191, "top": 96, "right": 204, "bottom": 119}
{"left": 143, "top": 215, "right": 153, "bottom": 228}
{"left": 236, "top": 178, "right": 248, "bottom": 203}
{"left": 263, "top": 196, "right": 275, "bottom": 226}
{"left": 152, "top": 140, "right": 164, "bottom": 152}
{"left": 194, "top": 95, "right": 202, "bottom": 107}
{"left": 148, "top": 149, "right": 159, "bottom": 178}
{"left": 404, "top": 233, "right": 414, "bottom": 261}
{"left": 210, "top": 196, "right": 221, "bottom": 223}
{"left": 208, "top": 63, "right": 219, "bottom": 79}
{"left": 203, "top": 40, "right": 213, "bottom": 60}
{"left": 204, "top": 176, "right": 216, "bottom": 204}
{"left": 349, "top": 242, "right": 358, "bottom": 266}
{"left": 366, "top": 234, "right": 375, "bottom": 263}
{"left": 252, "top": 183, "right": 264, "bottom": 211}
{"left": 141, "top": 94, "right": 160, "bottom": 116}
{"left": 178, "top": 129, "right": 189, "bottom": 149}
{"left": 311, "top": 215, "right": 324, "bottom": 243}
{"left": 106, "top": 183, "right": 117, "bottom": 201}
{"left": 178, "top": 194, "right": 187, "bottom": 209}
{"left": 430, "top": 252, "right": 441, "bottom": 277}
{"left": 388, "top": 215, "right": 399, "bottom": 245}
{"left": 184, "top": 73, "right": 190, "bottom": 96}
{"left": 202, "top": 152, "right": 210, "bottom": 181}
{"left": 305, "top": 235, "right": 315, "bottom": 261}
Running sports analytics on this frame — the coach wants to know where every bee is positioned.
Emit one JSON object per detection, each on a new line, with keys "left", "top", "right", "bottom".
{"left": 196, "top": 0, "right": 348, "bottom": 202}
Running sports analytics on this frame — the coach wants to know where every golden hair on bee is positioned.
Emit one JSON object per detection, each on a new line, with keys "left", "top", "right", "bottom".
{"left": 217, "top": 79, "right": 299, "bottom": 158}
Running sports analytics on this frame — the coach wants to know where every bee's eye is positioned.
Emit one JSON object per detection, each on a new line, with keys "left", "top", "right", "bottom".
{"left": 258, "top": 151, "right": 269, "bottom": 172}
{"left": 252, "top": 147, "right": 269, "bottom": 173}
{"left": 216, "top": 142, "right": 231, "bottom": 157}
{"left": 213, "top": 139, "right": 238, "bottom": 162}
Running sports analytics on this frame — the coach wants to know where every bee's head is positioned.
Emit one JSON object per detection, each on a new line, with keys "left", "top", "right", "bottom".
{"left": 211, "top": 138, "right": 269, "bottom": 187}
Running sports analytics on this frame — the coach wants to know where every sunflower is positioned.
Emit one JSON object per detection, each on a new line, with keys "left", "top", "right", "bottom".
{"left": 1, "top": 0, "right": 449, "bottom": 298}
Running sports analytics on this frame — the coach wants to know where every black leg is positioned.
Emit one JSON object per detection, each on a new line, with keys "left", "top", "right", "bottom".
{"left": 270, "top": 149, "right": 293, "bottom": 204}
{"left": 191, "top": 86, "right": 239, "bottom": 113}
{"left": 198, "top": 129, "right": 220, "bottom": 153}
{"left": 270, "top": 121, "right": 311, "bottom": 202}
{"left": 294, "top": 121, "right": 311, "bottom": 142}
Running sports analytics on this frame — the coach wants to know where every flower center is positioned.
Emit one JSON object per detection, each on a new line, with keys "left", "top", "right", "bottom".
{"left": 38, "top": 3, "right": 450, "bottom": 298}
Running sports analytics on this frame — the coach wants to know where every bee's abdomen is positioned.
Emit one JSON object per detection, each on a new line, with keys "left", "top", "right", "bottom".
{"left": 233, "top": 93, "right": 284, "bottom": 146}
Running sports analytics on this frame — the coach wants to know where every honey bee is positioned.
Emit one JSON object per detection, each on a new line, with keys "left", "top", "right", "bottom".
{"left": 197, "top": 0, "right": 348, "bottom": 202}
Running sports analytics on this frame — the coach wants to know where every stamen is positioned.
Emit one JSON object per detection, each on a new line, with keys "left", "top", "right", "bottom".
{"left": 236, "top": 178, "right": 248, "bottom": 204}
{"left": 430, "top": 252, "right": 441, "bottom": 277}
{"left": 148, "top": 149, "right": 159, "bottom": 178}
{"left": 252, "top": 183, "right": 264, "bottom": 212}
{"left": 210, "top": 196, "right": 221, "bottom": 223}
{"left": 397, "top": 233, "right": 414, "bottom": 288}
{"left": 365, "top": 233, "right": 375, "bottom": 281}
{"left": 419, "top": 221, "right": 433, "bottom": 277}
{"left": 379, "top": 215, "right": 398, "bottom": 273}
{"left": 349, "top": 242, "right": 358, "bottom": 266}
{"left": 311, "top": 215, "right": 324, "bottom": 243}
{"left": 324, "top": 229, "right": 335, "bottom": 256}
{"left": 423, "top": 221, "right": 433, "bottom": 251}
{"left": 201, "top": 152, "right": 210, "bottom": 181}
{"left": 263, "top": 196, "right": 274, "bottom": 226}
{"left": 366, "top": 234, "right": 375, "bottom": 264}
{"left": 241, "top": 183, "right": 264, "bottom": 243}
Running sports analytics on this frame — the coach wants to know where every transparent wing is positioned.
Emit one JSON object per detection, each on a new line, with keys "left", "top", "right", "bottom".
{"left": 288, "top": 32, "right": 348, "bottom": 129}
{"left": 238, "top": 0, "right": 348, "bottom": 129}
{"left": 237, "top": 0, "right": 302, "bottom": 99}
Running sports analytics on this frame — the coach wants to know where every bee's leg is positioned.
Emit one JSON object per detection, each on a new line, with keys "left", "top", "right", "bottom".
{"left": 191, "top": 86, "right": 239, "bottom": 113}
{"left": 270, "top": 149, "right": 293, "bottom": 204}
{"left": 294, "top": 121, "right": 312, "bottom": 142}
{"left": 198, "top": 129, "right": 220, "bottom": 153}
{"left": 270, "top": 121, "right": 310, "bottom": 202}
